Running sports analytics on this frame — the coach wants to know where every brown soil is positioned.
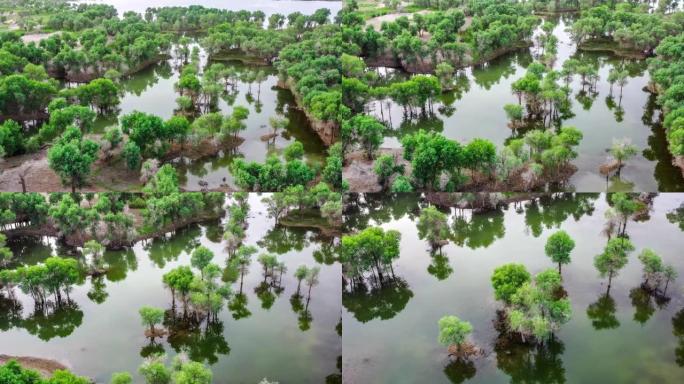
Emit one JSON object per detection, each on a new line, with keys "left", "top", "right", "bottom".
{"left": 0, "top": 135, "right": 244, "bottom": 192}
{"left": 674, "top": 156, "right": 684, "bottom": 179}
{"left": 599, "top": 160, "right": 621, "bottom": 176}
{"left": 0, "top": 355, "right": 68, "bottom": 378}
{"left": 144, "top": 328, "right": 168, "bottom": 338}
{"left": 0, "top": 149, "right": 83, "bottom": 192}
{"left": 343, "top": 148, "right": 406, "bottom": 193}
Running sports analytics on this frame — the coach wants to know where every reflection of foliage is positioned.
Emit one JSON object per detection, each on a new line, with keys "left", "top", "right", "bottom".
{"left": 313, "top": 241, "right": 338, "bottom": 265}
{"left": 452, "top": 209, "right": 505, "bottom": 249}
{"left": 343, "top": 194, "right": 420, "bottom": 232}
{"left": 145, "top": 225, "right": 202, "bottom": 268}
{"left": 22, "top": 300, "right": 84, "bottom": 341}
{"left": 607, "top": 176, "right": 635, "bottom": 193}
{"left": 0, "top": 295, "right": 22, "bottom": 332}
{"left": 325, "top": 355, "right": 342, "bottom": 384}
{"left": 666, "top": 203, "right": 684, "bottom": 231}
{"left": 254, "top": 281, "right": 277, "bottom": 310}
{"left": 227, "top": 293, "right": 251, "bottom": 320}
{"left": 103, "top": 248, "right": 138, "bottom": 282}
{"left": 673, "top": 309, "right": 684, "bottom": 367}
{"left": 443, "top": 358, "right": 477, "bottom": 384}
{"left": 629, "top": 286, "right": 656, "bottom": 325}
{"left": 342, "top": 278, "right": 413, "bottom": 323}
{"left": 495, "top": 335, "right": 566, "bottom": 384}
{"left": 298, "top": 308, "right": 313, "bottom": 331}
{"left": 258, "top": 226, "right": 309, "bottom": 254}
{"left": 471, "top": 51, "right": 529, "bottom": 90}
{"left": 165, "top": 313, "right": 230, "bottom": 364}
{"left": 586, "top": 293, "right": 619, "bottom": 330}
{"left": 523, "top": 194, "right": 598, "bottom": 237}
{"left": 140, "top": 339, "right": 165, "bottom": 358}
{"left": 427, "top": 252, "right": 453, "bottom": 280}
{"left": 87, "top": 276, "right": 109, "bottom": 304}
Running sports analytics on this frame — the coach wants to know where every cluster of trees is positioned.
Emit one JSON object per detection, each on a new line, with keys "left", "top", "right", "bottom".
{"left": 261, "top": 184, "right": 343, "bottom": 226}
{"left": 0, "top": 346, "right": 213, "bottom": 384}
{"left": 142, "top": 169, "right": 225, "bottom": 231}
{"left": 465, "top": 0, "right": 538, "bottom": 60}
{"left": 230, "top": 141, "right": 316, "bottom": 191}
{"left": 0, "top": 360, "right": 90, "bottom": 384}
{"left": 146, "top": 7, "right": 270, "bottom": 31}
{"left": 0, "top": 256, "right": 80, "bottom": 307}
{"left": 492, "top": 264, "right": 571, "bottom": 342}
{"left": 156, "top": 245, "right": 232, "bottom": 333}
{"left": 369, "top": 125, "right": 582, "bottom": 192}
{"left": 201, "top": 20, "right": 295, "bottom": 63}
{"left": 649, "top": 33, "right": 684, "bottom": 159}
{"left": 44, "top": 3, "right": 118, "bottom": 32}
{"left": 352, "top": 0, "right": 536, "bottom": 71}
{"left": 47, "top": 193, "right": 136, "bottom": 246}
{"left": 570, "top": 3, "right": 684, "bottom": 53}
{"left": 507, "top": 62, "right": 573, "bottom": 128}
{"left": 340, "top": 226, "right": 402, "bottom": 289}
{"left": 0, "top": 63, "right": 58, "bottom": 122}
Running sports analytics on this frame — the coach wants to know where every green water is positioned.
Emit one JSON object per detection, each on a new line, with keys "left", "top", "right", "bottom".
{"left": 342, "top": 193, "right": 684, "bottom": 383}
{"left": 369, "top": 17, "right": 684, "bottom": 192}
{"left": 0, "top": 195, "right": 342, "bottom": 383}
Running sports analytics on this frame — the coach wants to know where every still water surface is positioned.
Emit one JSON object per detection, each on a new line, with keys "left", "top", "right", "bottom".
{"left": 0, "top": 195, "right": 342, "bottom": 383}
{"left": 367, "top": 17, "right": 684, "bottom": 192}
{"left": 343, "top": 193, "right": 684, "bottom": 383}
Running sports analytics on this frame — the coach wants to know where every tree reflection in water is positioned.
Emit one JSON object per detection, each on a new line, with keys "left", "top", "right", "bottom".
{"left": 586, "top": 293, "right": 619, "bottom": 330}
{"left": 22, "top": 300, "right": 83, "bottom": 341}
{"left": 342, "top": 277, "right": 413, "bottom": 323}
{"left": 495, "top": 330, "right": 566, "bottom": 384}
{"left": 163, "top": 309, "right": 230, "bottom": 364}
{"left": 443, "top": 358, "right": 477, "bottom": 384}
{"left": 673, "top": 309, "right": 684, "bottom": 367}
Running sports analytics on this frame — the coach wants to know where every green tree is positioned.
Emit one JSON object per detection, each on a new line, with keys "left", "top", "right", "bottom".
{"left": 47, "top": 126, "right": 100, "bottom": 192}
{"left": 594, "top": 237, "right": 635, "bottom": 293}
{"left": 608, "top": 138, "right": 638, "bottom": 175}
{"left": 162, "top": 266, "right": 195, "bottom": 310}
{"left": 417, "top": 206, "right": 451, "bottom": 249}
{"left": 110, "top": 372, "right": 133, "bottom": 384}
{"left": 438, "top": 315, "right": 473, "bottom": 356}
{"left": 0, "top": 233, "right": 12, "bottom": 267}
{"left": 340, "top": 227, "right": 401, "bottom": 283}
{"left": 139, "top": 306, "right": 164, "bottom": 336}
{"left": 191, "top": 246, "right": 215, "bottom": 276}
{"left": 342, "top": 114, "right": 385, "bottom": 159}
{"left": 139, "top": 354, "right": 171, "bottom": 384}
{"left": 391, "top": 176, "right": 413, "bottom": 193}
{"left": 173, "top": 360, "right": 212, "bottom": 384}
{"left": 491, "top": 263, "right": 531, "bottom": 304}
{"left": 544, "top": 230, "right": 575, "bottom": 275}
{"left": 284, "top": 141, "right": 305, "bottom": 161}
{"left": 294, "top": 265, "right": 309, "bottom": 296}
{"left": 373, "top": 154, "right": 398, "bottom": 191}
